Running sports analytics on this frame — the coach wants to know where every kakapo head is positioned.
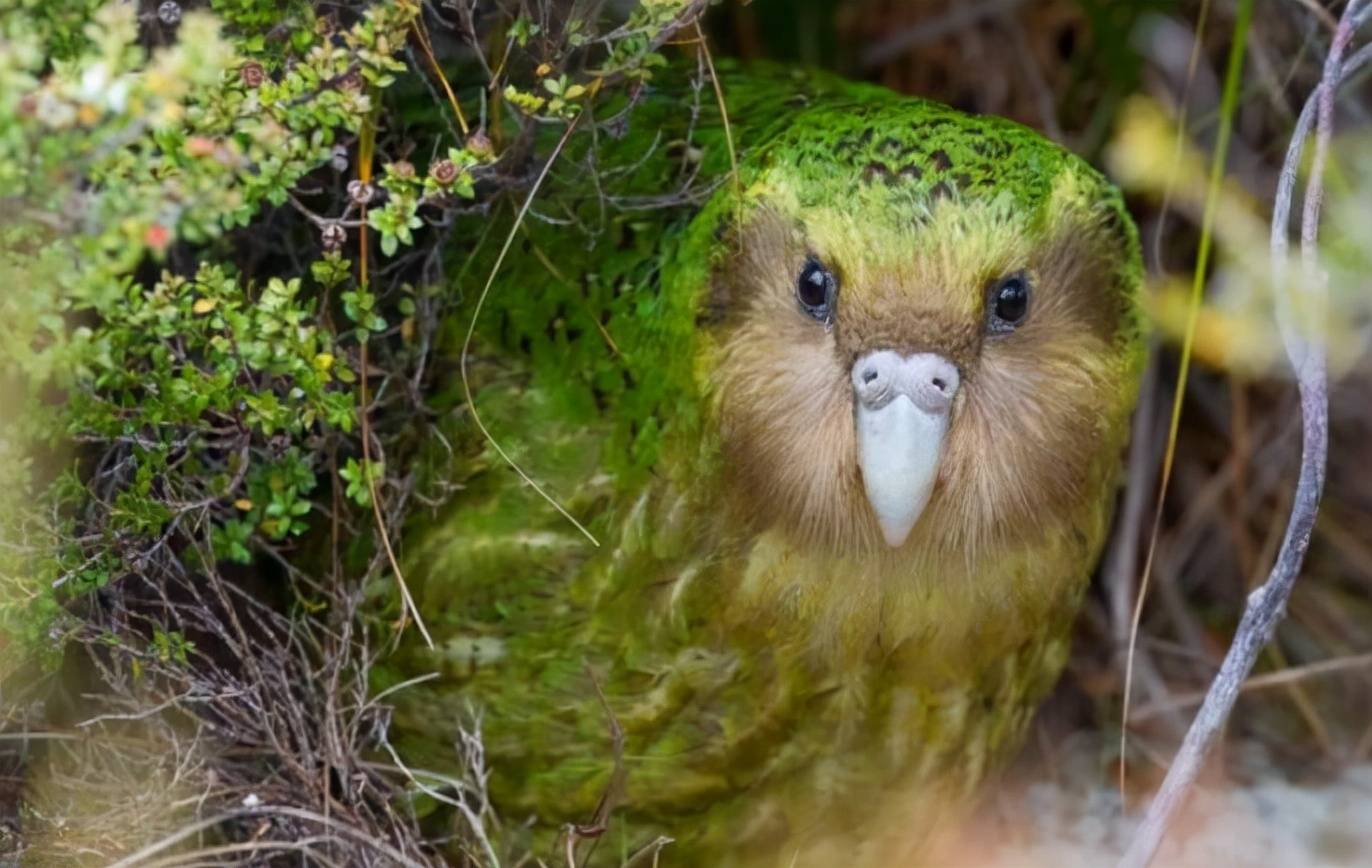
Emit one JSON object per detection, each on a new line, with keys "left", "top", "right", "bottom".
{"left": 686, "top": 97, "right": 1145, "bottom": 556}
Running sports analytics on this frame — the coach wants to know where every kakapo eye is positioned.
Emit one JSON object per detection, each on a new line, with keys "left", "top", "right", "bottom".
{"left": 986, "top": 273, "right": 1031, "bottom": 334}
{"left": 797, "top": 256, "right": 837, "bottom": 321}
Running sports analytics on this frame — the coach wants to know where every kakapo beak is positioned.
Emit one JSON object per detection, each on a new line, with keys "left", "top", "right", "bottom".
{"left": 852, "top": 351, "right": 961, "bottom": 547}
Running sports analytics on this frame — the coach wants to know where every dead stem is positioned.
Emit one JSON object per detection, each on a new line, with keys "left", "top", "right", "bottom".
{"left": 1117, "top": 3, "right": 1361, "bottom": 865}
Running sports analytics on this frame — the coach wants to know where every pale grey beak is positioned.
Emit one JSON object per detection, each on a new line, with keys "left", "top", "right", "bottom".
{"left": 852, "top": 351, "right": 960, "bottom": 547}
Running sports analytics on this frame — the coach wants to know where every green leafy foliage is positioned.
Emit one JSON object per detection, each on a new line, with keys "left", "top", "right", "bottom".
{"left": 5, "top": 0, "right": 718, "bottom": 680}
{"left": 0, "top": 1, "right": 419, "bottom": 665}
{"left": 0, "top": 0, "right": 720, "bottom": 679}
{"left": 150, "top": 628, "right": 195, "bottom": 665}
{"left": 339, "top": 457, "right": 384, "bottom": 508}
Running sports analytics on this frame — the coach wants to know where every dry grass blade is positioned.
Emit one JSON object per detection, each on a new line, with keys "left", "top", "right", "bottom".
{"left": 459, "top": 115, "right": 601, "bottom": 548}
{"left": 413, "top": 14, "right": 470, "bottom": 136}
{"left": 695, "top": 21, "right": 741, "bottom": 238}
{"left": 357, "top": 110, "right": 434, "bottom": 649}
{"left": 1119, "top": 0, "right": 1250, "bottom": 802}
{"left": 104, "top": 805, "right": 430, "bottom": 868}
{"left": 1117, "top": 2, "right": 1361, "bottom": 865}
{"left": 1129, "top": 651, "right": 1372, "bottom": 722}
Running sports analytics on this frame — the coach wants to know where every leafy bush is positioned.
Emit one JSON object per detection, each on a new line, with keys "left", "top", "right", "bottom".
{"left": 0, "top": 0, "right": 423, "bottom": 665}
{"left": 0, "top": 0, "right": 712, "bottom": 861}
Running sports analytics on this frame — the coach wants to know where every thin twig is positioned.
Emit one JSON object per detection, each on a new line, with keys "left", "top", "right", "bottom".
{"left": 356, "top": 109, "right": 435, "bottom": 649}
{"left": 1117, "top": 2, "right": 1356, "bottom": 864}
{"left": 1147, "top": 0, "right": 1213, "bottom": 278}
{"left": 1131, "top": 652, "right": 1372, "bottom": 722}
{"left": 1287, "top": 0, "right": 1339, "bottom": 33}
{"left": 1106, "top": 356, "right": 1161, "bottom": 648}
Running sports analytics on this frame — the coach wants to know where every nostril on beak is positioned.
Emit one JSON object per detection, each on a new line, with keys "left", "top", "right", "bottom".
{"left": 851, "top": 350, "right": 959, "bottom": 413}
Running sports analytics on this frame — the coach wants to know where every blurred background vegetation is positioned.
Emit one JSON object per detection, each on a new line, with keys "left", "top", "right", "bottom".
{"left": 2, "top": 0, "right": 1371, "bottom": 864}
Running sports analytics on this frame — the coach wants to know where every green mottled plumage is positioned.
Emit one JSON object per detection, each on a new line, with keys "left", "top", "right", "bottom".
{"left": 386, "top": 65, "right": 1144, "bottom": 866}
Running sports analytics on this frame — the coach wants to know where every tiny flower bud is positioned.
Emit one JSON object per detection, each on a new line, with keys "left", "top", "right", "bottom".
{"left": 338, "top": 70, "right": 363, "bottom": 92}
{"left": 329, "top": 144, "right": 349, "bottom": 173}
{"left": 465, "top": 129, "right": 493, "bottom": 158}
{"left": 347, "top": 180, "right": 374, "bottom": 205}
{"left": 239, "top": 61, "right": 266, "bottom": 89}
{"left": 389, "top": 160, "right": 416, "bottom": 180}
{"left": 321, "top": 222, "right": 346, "bottom": 251}
{"left": 429, "top": 159, "right": 459, "bottom": 185}
{"left": 157, "top": 1, "right": 182, "bottom": 25}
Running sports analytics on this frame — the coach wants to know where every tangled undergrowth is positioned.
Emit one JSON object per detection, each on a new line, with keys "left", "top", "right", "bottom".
{"left": 4, "top": 0, "right": 1372, "bottom": 865}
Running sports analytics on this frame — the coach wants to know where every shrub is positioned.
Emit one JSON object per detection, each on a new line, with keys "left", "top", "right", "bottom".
{"left": 1, "top": 1, "right": 712, "bottom": 861}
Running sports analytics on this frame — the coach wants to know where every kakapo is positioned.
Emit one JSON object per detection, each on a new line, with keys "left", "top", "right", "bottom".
{"left": 386, "top": 64, "right": 1145, "bottom": 866}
